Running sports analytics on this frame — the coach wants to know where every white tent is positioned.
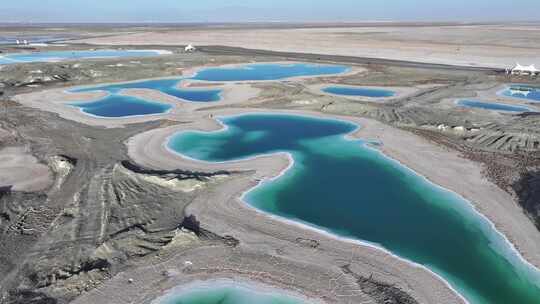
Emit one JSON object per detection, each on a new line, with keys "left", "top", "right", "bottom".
{"left": 184, "top": 44, "right": 196, "bottom": 52}
{"left": 511, "top": 63, "right": 539, "bottom": 76}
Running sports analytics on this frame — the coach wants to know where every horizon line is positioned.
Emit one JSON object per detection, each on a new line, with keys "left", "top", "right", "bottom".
{"left": 1, "top": 20, "right": 540, "bottom": 25}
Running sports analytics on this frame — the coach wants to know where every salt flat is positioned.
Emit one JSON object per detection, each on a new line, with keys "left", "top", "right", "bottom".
{"left": 74, "top": 23, "right": 540, "bottom": 68}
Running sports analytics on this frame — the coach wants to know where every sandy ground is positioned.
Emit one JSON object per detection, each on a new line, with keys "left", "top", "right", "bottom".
{"left": 73, "top": 24, "right": 540, "bottom": 68}
{"left": 0, "top": 146, "right": 52, "bottom": 192}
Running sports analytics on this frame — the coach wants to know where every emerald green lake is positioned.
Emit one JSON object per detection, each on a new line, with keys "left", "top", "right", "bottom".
{"left": 168, "top": 113, "right": 540, "bottom": 304}
{"left": 155, "top": 281, "right": 308, "bottom": 304}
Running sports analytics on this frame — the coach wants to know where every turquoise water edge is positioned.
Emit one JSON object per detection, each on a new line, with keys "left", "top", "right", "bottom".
{"left": 167, "top": 113, "right": 540, "bottom": 304}
{"left": 68, "top": 63, "right": 349, "bottom": 118}
{"left": 458, "top": 99, "right": 532, "bottom": 113}
{"left": 155, "top": 281, "right": 308, "bottom": 304}
{"left": 501, "top": 85, "right": 540, "bottom": 102}
{"left": 322, "top": 86, "right": 395, "bottom": 98}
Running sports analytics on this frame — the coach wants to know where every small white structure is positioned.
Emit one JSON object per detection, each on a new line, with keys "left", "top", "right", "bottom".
{"left": 23, "top": 40, "right": 28, "bottom": 45}
{"left": 184, "top": 44, "right": 196, "bottom": 53}
{"left": 510, "top": 63, "right": 539, "bottom": 76}
{"left": 437, "top": 124, "right": 450, "bottom": 132}
{"left": 15, "top": 40, "right": 20, "bottom": 45}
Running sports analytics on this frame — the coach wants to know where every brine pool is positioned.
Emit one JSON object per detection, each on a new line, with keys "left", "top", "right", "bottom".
{"left": 68, "top": 63, "right": 350, "bottom": 118}
{"left": 167, "top": 113, "right": 540, "bottom": 304}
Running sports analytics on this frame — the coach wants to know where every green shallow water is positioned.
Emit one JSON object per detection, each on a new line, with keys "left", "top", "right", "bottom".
{"left": 156, "top": 281, "right": 307, "bottom": 304}
{"left": 168, "top": 114, "right": 540, "bottom": 304}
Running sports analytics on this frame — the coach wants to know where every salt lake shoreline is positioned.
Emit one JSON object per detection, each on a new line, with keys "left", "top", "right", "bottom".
{"left": 122, "top": 107, "right": 540, "bottom": 303}
{"left": 12, "top": 61, "right": 540, "bottom": 303}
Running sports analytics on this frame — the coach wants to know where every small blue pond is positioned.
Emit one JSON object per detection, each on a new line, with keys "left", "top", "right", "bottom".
{"left": 0, "top": 49, "right": 166, "bottom": 65}
{"left": 458, "top": 100, "right": 532, "bottom": 113}
{"left": 70, "top": 95, "right": 172, "bottom": 118}
{"left": 501, "top": 85, "right": 540, "bottom": 102}
{"left": 192, "top": 63, "right": 350, "bottom": 81}
{"left": 322, "top": 86, "right": 395, "bottom": 98}
{"left": 67, "top": 63, "right": 350, "bottom": 118}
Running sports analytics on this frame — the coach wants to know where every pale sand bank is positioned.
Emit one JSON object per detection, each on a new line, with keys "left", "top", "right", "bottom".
{"left": 0, "top": 146, "right": 52, "bottom": 192}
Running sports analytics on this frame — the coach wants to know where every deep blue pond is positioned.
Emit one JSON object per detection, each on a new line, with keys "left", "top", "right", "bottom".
{"left": 70, "top": 95, "right": 172, "bottom": 118}
{"left": 68, "top": 63, "right": 350, "bottom": 118}
{"left": 322, "top": 86, "right": 395, "bottom": 98}
{"left": 0, "top": 49, "right": 167, "bottom": 65}
{"left": 192, "top": 63, "right": 350, "bottom": 81}
{"left": 458, "top": 100, "right": 532, "bottom": 112}
{"left": 501, "top": 85, "right": 540, "bottom": 102}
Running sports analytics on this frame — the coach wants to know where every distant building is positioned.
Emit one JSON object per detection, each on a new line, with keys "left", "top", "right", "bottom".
{"left": 184, "top": 44, "right": 196, "bottom": 53}
{"left": 510, "top": 63, "right": 539, "bottom": 76}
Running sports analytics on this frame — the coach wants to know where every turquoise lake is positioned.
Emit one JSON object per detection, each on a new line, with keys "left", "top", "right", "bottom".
{"left": 68, "top": 63, "right": 349, "bottom": 118}
{"left": 501, "top": 85, "right": 540, "bottom": 102}
{"left": 192, "top": 63, "right": 350, "bottom": 81}
{"left": 168, "top": 113, "right": 540, "bottom": 304}
{"left": 69, "top": 95, "right": 172, "bottom": 118}
{"left": 157, "top": 282, "right": 307, "bottom": 304}
{"left": 0, "top": 49, "right": 166, "bottom": 65}
{"left": 458, "top": 100, "right": 532, "bottom": 113}
{"left": 322, "top": 86, "right": 395, "bottom": 98}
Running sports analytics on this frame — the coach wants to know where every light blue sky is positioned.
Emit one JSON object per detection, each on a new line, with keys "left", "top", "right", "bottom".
{"left": 2, "top": 0, "right": 540, "bottom": 23}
